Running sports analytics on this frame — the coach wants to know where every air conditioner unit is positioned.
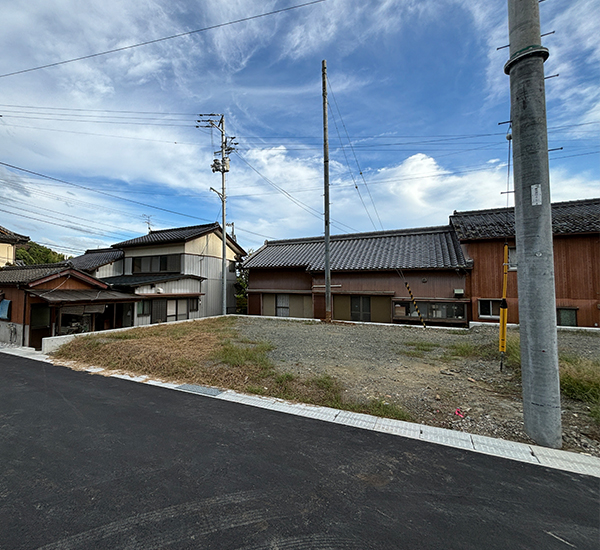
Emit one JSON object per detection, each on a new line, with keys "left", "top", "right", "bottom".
{"left": 156, "top": 287, "right": 164, "bottom": 294}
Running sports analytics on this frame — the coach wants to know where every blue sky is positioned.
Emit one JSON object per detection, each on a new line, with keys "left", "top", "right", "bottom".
{"left": 0, "top": 0, "right": 598, "bottom": 256}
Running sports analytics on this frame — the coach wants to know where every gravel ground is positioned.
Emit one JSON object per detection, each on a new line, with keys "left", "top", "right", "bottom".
{"left": 235, "top": 316, "right": 600, "bottom": 457}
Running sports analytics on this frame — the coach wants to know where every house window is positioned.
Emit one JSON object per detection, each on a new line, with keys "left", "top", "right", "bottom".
{"left": 479, "top": 299, "right": 501, "bottom": 319}
{"left": 137, "top": 300, "right": 151, "bottom": 316}
{"left": 276, "top": 294, "right": 289, "bottom": 317}
{"left": 132, "top": 255, "right": 181, "bottom": 274}
{"left": 189, "top": 297, "right": 199, "bottom": 312}
{"left": 393, "top": 300, "right": 466, "bottom": 322}
{"left": 557, "top": 308, "right": 577, "bottom": 327}
{"left": 0, "top": 299, "right": 11, "bottom": 321}
{"left": 351, "top": 296, "right": 371, "bottom": 322}
{"left": 166, "top": 298, "right": 189, "bottom": 322}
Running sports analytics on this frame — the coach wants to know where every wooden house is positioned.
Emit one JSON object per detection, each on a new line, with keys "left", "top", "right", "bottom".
{"left": 450, "top": 197, "right": 600, "bottom": 328}
{"left": 71, "top": 223, "right": 246, "bottom": 325}
{"left": 244, "top": 226, "right": 472, "bottom": 326}
{"left": 0, "top": 225, "right": 29, "bottom": 268}
{"left": 0, "top": 262, "right": 138, "bottom": 349}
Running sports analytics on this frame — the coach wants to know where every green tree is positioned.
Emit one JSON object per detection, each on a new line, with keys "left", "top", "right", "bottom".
{"left": 15, "top": 242, "right": 66, "bottom": 265}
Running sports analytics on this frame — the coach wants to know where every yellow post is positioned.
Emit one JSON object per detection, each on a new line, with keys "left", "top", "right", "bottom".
{"left": 499, "top": 244, "right": 509, "bottom": 367}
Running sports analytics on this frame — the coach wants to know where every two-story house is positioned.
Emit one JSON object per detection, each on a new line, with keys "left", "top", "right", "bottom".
{"left": 71, "top": 223, "right": 246, "bottom": 325}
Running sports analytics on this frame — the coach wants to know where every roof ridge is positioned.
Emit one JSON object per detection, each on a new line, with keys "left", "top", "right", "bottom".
{"left": 147, "top": 222, "right": 218, "bottom": 234}
{"left": 1, "top": 261, "right": 72, "bottom": 271}
{"left": 452, "top": 197, "right": 599, "bottom": 217}
{"left": 266, "top": 225, "right": 453, "bottom": 246}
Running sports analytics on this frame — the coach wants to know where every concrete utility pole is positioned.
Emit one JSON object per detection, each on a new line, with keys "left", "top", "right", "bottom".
{"left": 322, "top": 60, "right": 332, "bottom": 322}
{"left": 504, "top": 0, "right": 562, "bottom": 448}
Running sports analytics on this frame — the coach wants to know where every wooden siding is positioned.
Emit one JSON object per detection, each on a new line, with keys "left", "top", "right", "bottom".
{"left": 249, "top": 269, "right": 313, "bottom": 292}
{"left": 312, "top": 270, "right": 466, "bottom": 300}
{"left": 372, "top": 296, "right": 392, "bottom": 323}
{"left": 248, "top": 293, "right": 261, "bottom": 315}
{"left": 247, "top": 268, "right": 468, "bottom": 323}
{"left": 465, "top": 234, "right": 600, "bottom": 327}
{"left": 0, "top": 286, "right": 26, "bottom": 324}
{"left": 34, "top": 276, "right": 96, "bottom": 291}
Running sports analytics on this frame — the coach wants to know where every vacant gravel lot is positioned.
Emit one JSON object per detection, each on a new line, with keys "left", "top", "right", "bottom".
{"left": 235, "top": 316, "right": 600, "bottom": 456}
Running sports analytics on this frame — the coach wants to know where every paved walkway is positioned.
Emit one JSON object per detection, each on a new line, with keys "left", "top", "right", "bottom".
{"left": 3, "top": 345, "right": 599, "bottom": 479}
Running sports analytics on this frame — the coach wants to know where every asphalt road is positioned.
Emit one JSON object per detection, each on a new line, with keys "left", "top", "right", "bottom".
{"left": 0, "top": 354, "right": 598, "bottom": 550}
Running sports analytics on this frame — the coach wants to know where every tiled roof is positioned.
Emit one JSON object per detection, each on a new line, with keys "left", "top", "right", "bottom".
{"left": 112, "top": 223, "right": 246, "bottom": 256}
{"left": 70, "top": 249, "right": 124, "bottom": 272}
{"left": 28, "top": 289, "right": 139, "bottom": 303}
{"left": 450, "top": 198, "right": 600, "bottom": 240}
{"left": 113, "top": 223, "right": 219, "bottom": 248}
{"left": 244, "top": 226, "right": 470, "bottom": 271}
{"left": 0, "top": 225, "right": 29, "bottom": 245}
{"left": 102, "top": 274, "right": 205, "bottom": 287}
{"left": 0, "top": 262, "right": 73, "bottom": 284}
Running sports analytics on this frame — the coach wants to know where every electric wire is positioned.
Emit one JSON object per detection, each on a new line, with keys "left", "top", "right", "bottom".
{"left": 326, "top": 77, "right": 383, "bottom": 230}
{"left": 0, "top": 161, "right": 276, "bottom": 242}
{"left": 327, "top": 101, "right": 377, "bottom": 230}
{"left": 233, "top": 151, "right": 358, "bottom": 233}
{"left": 0, "top": 0, "right": 327, "bottom": 79}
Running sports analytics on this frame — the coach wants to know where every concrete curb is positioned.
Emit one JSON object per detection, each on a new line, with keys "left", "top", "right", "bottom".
{"left": 3, "top": 346, "right": 599, "bottom": 479}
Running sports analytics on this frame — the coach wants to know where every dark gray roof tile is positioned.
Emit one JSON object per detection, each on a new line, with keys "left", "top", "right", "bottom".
{"left": 0, "top": 225, "right": 29, "bottom": 245}
{"left": 450, "top": 198, "right": 599, "bottom": 240}
{"left": 70, "top": 249, "right": 124, "bottom": 272}
{"left": 244, "top": 226, "right": 469, "bottom": 271}
{"left": 0, "top": 262, "right": 73, "bottom": 284}
{"left": 113, "top": 223, "right": 219, "bottom": 248}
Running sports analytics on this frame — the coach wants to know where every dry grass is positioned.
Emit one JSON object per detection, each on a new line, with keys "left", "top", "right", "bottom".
{"left": 52, "top": 317, "right": 412, "bottom": 421}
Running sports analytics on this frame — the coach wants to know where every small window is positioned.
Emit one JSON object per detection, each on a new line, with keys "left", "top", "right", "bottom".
{"left": 0, "top": 299, "right": 11, "bottom": 321}
{"left": 557, "top": 308, "right": 577, "bottom": 327}
{"left": 137, "top": 301, "right": 151, "bottom": 316}
{"left": 479, "top": 299, "right": 501, "bottom": 318}
{"left": 189, "top": 297, "right": 199, "bottom": 312}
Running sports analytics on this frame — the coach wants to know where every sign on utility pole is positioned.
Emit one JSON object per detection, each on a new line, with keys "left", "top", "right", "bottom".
{"left": 504, "top": 0, "right": 562, "bottom": 448}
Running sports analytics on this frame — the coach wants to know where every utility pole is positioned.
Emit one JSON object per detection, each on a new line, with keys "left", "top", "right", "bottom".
{"left": 504, "top": 0, "right": 561, "bottom": 448}
{"left": 197, "top": 114, "right": 236, "bottom": 316}
{"left": 322, "top": 60, "right": 332, "bottom": 322}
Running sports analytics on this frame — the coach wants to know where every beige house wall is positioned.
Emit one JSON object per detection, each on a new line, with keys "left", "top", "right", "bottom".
{"left": 0, "top": 243, "right": 15, "bottom": 267}
{"left": 184, "top": 233, "right": 238, "bottom": 261}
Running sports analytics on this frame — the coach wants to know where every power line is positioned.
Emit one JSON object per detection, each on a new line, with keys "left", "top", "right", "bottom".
{"left": 0, "top": 161, "right": 277, "bottom": 242}
{"left": 0, "top": 122, "right": 200, "bottom": 145}
{"left": 234, "top": 151, "right": 358, "bottom": 233}
{"left": 327, "top": 77, "right": 383, "bottom": 230}
{"left": 0, "top": 0, "right": 327, "bottom": 79}
{"left": 0, "top": 103, "right": 199, "bottom": 116}
{"left": 327, "top": 101, "right": 377, "bottom": 230}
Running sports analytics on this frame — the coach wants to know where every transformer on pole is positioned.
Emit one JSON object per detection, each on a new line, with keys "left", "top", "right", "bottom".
{"left": 198, "top": 114, "right": 237, "bottom": 316}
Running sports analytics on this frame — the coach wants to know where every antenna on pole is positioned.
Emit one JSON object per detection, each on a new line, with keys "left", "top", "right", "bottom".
{"left": 322, "top": 60, "right": 331, "bottom": 323}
